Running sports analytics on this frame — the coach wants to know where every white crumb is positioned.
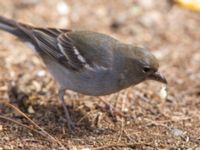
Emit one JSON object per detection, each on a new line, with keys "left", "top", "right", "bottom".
{"left": 159, "top": 84, "right": 168, "bottom": 100}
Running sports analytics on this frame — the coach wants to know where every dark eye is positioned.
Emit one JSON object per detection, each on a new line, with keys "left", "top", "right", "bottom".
{"left": 143, "top": 67, "right": 151, "bottom": 73}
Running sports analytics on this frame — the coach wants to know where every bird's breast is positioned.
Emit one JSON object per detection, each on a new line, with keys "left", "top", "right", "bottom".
{"left": 43, "top": 56, "right": 120, "bottom": 96}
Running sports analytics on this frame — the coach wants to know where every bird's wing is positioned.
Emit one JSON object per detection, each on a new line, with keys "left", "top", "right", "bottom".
{"left": 0, "top": 16, "right": 115, "bottom": 71}
{"left": 32, "top": 28, "right": 115, "bottom": 71}
{"left": 31, "top": 28, "right": 76, "bottom": 70}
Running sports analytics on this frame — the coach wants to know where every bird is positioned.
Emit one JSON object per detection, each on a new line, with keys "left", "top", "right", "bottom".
{"left": 0, "top": 16, "right": 167, "bottom": 131}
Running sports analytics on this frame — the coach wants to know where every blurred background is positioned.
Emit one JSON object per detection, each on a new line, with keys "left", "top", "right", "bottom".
{"left": 0, "top": 0, "right": 200, "bottom": 149}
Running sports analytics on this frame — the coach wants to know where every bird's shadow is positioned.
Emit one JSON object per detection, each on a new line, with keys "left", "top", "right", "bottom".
{"left": 2, "top": 85, "right": 116, "bottom": 138}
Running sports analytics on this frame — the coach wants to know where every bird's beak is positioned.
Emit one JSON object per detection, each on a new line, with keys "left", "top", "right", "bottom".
{"left": 147, "top": 71, "right": 167, "bottom": 84}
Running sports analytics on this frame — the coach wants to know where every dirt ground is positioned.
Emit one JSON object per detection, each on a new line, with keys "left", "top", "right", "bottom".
{"left": 0, "top": 0, "right": 200, "bottom": 149}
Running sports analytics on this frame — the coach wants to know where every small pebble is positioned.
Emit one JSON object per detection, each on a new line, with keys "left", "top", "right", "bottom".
{"left": 4, "top": 137, "right": 10, "bottom": 141}
{"left": 32, "top": 81, "right": 42, "bottom": 92}
{"left": 27, "top": 105, "right": 35, "bottom": 114}
{"left": 81, "top": 148, "right": 91, "bottom": 150}
{"left": 36, "top": 70, "right": 46, "bottom": 77}
{"left": 170, "top": 127, "right": 185, "bottom": 137}
{"left": 56, "top": 1, "right": 70, "bottom": 15}
{"left": 0, "top": 125, "right": 3, "bottom": 131}
{"left": 122, "top": 107, "right": 129, "bottom": 113}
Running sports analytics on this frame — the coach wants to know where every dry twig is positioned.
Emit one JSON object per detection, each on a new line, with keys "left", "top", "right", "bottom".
{"left": 0, "top": 99, "right": 67, "bottom": 150}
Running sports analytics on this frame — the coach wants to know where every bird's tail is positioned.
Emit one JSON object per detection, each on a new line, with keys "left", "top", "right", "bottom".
{"left": 0, "top": 16, "right": 33, "bottom": 41}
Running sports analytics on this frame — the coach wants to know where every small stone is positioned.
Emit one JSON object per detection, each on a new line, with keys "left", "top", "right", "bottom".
{"left": 18, "top": 143, "right": 23, "bottom": 148}
{"left": 0, "top": 125, "right": 3, "bottom": 131}
{"left": 122, "top": 107, "right": 129, "bottom": 113}
{"left": 81, "top": 148, "right": 91, "bottom": 150}
{"left": 32, "top": 80, "right": 42, "bottom": 92}
{"left": 57, "top": 1, "right": 70, "bottom": 15}
{"left": 27, "top": 105, "right": 35, "bottom": 114}
{"left": 126, "top": 121, "right": 131, "bottom": 125}
{"left": 170, "top": 127, "right": 185, "bottom": 137}
{"left": 4, "top": 137, "right": 10, "bottom": 141}
{"left": 36, "top": 70, "right": 46, "bottom": 77}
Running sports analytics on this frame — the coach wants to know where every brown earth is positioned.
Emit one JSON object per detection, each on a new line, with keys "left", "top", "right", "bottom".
{"left": 0, "top": 0, "right": 200, "bottom": 149}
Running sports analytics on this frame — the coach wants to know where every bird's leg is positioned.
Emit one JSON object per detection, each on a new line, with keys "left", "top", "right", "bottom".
{"left": 97, "top": 97, "right": 118, "bottom": 122}
{"left": 58, "top": 89, "right": 75, "bottom": 132}
{"left": 97, "top": 97, "right": 134, "bottom": 122}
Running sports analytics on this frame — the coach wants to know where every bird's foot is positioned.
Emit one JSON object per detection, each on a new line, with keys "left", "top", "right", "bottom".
{"left": 97, "top": 98, "right": 129, "bottom": 122}
{"left": 61, "top": 104, "right": 76, "bottom": 133}
{"left": 96, "top": 98, "right": 118, "bottom": 122}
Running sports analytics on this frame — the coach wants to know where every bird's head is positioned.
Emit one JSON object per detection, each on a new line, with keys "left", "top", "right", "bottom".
{"left": 119, "top": 45, "right": 167, "bottom": 86}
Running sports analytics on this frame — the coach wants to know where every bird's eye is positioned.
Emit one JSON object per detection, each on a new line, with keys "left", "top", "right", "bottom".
{"left": 143, "top": 67, "right": 151, "bottom": 73}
